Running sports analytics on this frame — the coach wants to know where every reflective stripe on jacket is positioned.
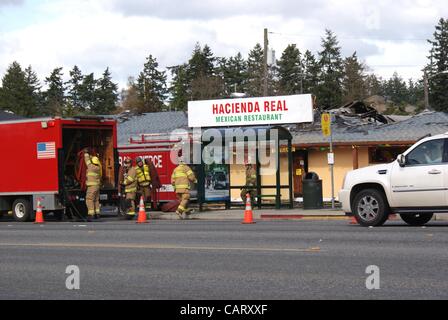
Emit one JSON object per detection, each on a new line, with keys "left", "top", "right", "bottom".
{"left": 85, "top": 153, "right": 101, "bottom": 187}
{"left": 171, "top": 164, "right": 197, "bottom": 192}
{"left": 124, "top": 166, "right": 138, "bottom": 193}
{"left": 136, "top": 164, "right": 151, "bottom": 187}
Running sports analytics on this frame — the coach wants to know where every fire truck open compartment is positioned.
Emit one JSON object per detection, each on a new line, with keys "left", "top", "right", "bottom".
{"left": 62, "top": 126, "right": 116, "bottom": 191}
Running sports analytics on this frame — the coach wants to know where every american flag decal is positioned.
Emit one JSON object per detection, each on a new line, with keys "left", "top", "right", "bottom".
{"left": 37, "top": 142, "right": 56, "bottom": 159}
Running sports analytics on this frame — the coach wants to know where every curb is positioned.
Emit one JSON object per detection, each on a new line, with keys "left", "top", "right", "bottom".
{"left": 260, "top": 215, "right": 348, "bottom": 221}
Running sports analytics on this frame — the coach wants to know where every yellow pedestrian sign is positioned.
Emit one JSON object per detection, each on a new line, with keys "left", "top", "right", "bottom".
{"left": 321, "top": 113, "right": 331, "bottom": 137}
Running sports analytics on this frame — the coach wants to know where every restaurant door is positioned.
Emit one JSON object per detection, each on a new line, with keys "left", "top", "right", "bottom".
{"left": 293, "top": 150, "right": 308, "bottom": 198}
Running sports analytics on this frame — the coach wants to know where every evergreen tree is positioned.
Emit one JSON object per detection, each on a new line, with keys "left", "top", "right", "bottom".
{"left": 136, "top": 54, "right": 167, "bottom": 113}
{"left": 246, "top": 43, "right": 264, "bottom": 97}
{"left": 276, "top": 44, "right": 303, "bottom": 95}
{"left": 94, "top": 67, "right": 118, "bottom": 115}
{"left": 187, "top": 43, "right": 224, "bottom": 100}
{"left": 407, "top": 78, "right": 424, "bottom": 106}
{"left": 342, "top": 52, "right": 367, "bottom": 103}
{"left": 365, "top": 74, "right": 383, "bottom": 97}
{"left": 0, "top": 62, "right": 33, "bottom": 116}
{"left": 23, "top": 65, "right": 42, "bottom": 117}
{"left": 168, "top": 64, "right": 189, "bottom": 111}
{"left": 66, "top": 65, "right": 84, "bottom": 114}
{"left": 187, "top": 43, "right": 215, "bottom": 82}
{"left": 302, "top": 50, "right": 320, "bottom": 95}
{"left": 383, "top": 72, "right": 408, "bottom": 104}
{"left": 79, "top": 73, "right": 97, "bottom": 113}
{"left": 427, "top": 18, "right": 448, "bottom": 111}
{"left": 317, "top": 29, "right": 344, "bottom": 107}
{"left": 43, "top": 67, "right": 65, "bottom": 116}
{"left": 220, "top": 52, "right": 248, "bottom": 96}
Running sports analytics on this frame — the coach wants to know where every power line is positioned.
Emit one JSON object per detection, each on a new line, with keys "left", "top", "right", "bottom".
{"left": 268, "top": 31, "right": 428, "bottom": 69}
{"left": 369, "top": 65, "right": 424, "bottom": 68}
{"left": 269, "top": 31, "right": 428, "bottom": 42}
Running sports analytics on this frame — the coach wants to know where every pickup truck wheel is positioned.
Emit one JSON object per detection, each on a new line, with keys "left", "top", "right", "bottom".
{"left": 400, "top": 213, "right": 433, "bottom": 226}
{"left": 12, "top": 198, "right": 32, "bottom": 222}
{"left": 353, "top": 189, "right": 389, "bottom": 227}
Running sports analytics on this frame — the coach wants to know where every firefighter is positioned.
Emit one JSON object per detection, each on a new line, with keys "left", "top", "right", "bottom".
{"left": 118, "top": 162, "right": 128, "bottom": 218}
{"left": 171, "top": 155, "right": 197, "bottom": 219}
{"left": 84, "top": 150, "right": 102, "bottom": 221}
{"left": 240, "top": 163, "right": 257, "bottom": 207}
{"left": 135, "top": 157, "right": 151, "bottom": 211}
{"left": 122, "top": 158, "right": 138, "bottom": 219}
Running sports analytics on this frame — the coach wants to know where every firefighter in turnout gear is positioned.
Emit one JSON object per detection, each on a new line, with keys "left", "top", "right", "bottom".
{"left": 84, "top": 150, "right": 102, "bottom": 221}
{"left": 171, "top": 156, "right": 197, "bottom": 219}
{"left": 123, "top": 158, "right": 138, "bottom": 219}
{"left": 135, "top": 157, "right": 152, "bottom": 210}
{"left": 241, "top": 163, "right": 257, "bottom": 208}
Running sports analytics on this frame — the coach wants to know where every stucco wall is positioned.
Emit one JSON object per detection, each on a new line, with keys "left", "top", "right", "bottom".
{"left": 308, "top": 147, "right": 370, "bottom": 199}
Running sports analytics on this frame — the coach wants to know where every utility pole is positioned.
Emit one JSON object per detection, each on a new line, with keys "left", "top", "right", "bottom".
{"left": 263, "top": 28, "right": 268, "bottom": 96}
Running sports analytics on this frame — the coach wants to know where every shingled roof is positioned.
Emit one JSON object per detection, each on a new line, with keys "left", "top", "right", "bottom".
{"left": 0, "top": 110, "right": 24, "bottom": 122}
{"left": 292, "top": 111, "right": 448, "bottom": 146}
{"left": 115, "top": 110, "right": 448, "bottom": 147}
{"left": 116, "top": 111, "right": 189, "bottom": 146}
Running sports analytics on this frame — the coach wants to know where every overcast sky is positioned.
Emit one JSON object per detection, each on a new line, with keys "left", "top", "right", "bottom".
{"left": 0, "top": 0, "right": 446, "bottom": 89}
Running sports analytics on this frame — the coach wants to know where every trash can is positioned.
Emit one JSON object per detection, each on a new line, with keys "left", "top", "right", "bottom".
{"left": 302, "top": 172, "right": 323, "bottom": 209}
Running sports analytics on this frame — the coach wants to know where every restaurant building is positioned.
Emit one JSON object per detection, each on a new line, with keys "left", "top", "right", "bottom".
{"left": 116, "top": 102, "right": 448, "bottom": 205}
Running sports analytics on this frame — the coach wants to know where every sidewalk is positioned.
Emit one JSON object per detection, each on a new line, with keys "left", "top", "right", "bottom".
{"left": 148, "top": 207, "right": 349, "bottom": 220}
{"left": 146, "top": 208, "right": 448, "bottom": 221}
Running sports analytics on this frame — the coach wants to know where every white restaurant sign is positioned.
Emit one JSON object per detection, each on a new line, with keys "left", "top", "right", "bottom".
{"left": 188, "top": 94, "right": 314, "bottom": 128}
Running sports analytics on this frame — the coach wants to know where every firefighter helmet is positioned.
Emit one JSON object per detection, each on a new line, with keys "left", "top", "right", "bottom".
{"left": 136, "top": 156, "right": 143, "bottom": 164}
{"left": 91, "top": 156, "right": 100, "bottom": 165}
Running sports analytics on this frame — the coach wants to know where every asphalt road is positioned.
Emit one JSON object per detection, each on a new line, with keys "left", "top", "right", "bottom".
{"left": 1, "top": 218, "right": 448, "bottom": 300}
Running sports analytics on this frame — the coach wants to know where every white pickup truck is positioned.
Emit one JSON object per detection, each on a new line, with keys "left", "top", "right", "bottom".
{"left": 339, "top": 133, "right": 448, "bottom": 226}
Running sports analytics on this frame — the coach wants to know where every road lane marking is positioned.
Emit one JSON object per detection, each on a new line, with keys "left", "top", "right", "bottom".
{"left": 0, "top": 242, "right": 323, "bottom": 253}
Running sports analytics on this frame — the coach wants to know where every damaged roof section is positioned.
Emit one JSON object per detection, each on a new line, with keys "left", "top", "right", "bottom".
{"left": 113, "top": 102, "right": 448, "bottom": 148}
{"left": 324, "top": 100, "right": 407, "bottom": 125}
{"left": 292, "top": 110, "right": 448, "bottom": 146}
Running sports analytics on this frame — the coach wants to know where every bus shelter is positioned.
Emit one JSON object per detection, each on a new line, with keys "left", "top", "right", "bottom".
{"left": 197, "top": 125, "right": 293, "bottom": 210}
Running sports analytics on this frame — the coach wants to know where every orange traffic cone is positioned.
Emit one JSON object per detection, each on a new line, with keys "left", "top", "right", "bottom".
{"left": 388, "top": 214, "right": 398, "bottom": 221}
{"left": 34, "top": 198, "right": 45, "bottom": 224}
{"left": 136, "top": 196, "right": 149, "bottom": 224}
{"left": 242, "top": 193, "right": 255, "bottom": 224}
{"left": 349, "top": 215, "right": 358, "bottom": 225}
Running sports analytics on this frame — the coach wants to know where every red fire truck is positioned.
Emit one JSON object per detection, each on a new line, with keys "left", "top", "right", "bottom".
{"left": 118, "top": 132, "right": 198, "bottom": 207}
{"left": 0, "top": 116, "right": 119, "bottom": 221}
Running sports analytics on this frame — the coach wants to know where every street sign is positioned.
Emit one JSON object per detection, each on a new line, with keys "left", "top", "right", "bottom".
{"left": 321, "top": 112, "right": 335, "bottom": 209}
{"left": 327, "top": 153, "right": 334, "bottom": 165}
{"left": 321, "top": 113, "right": 331, "bottom": 137}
